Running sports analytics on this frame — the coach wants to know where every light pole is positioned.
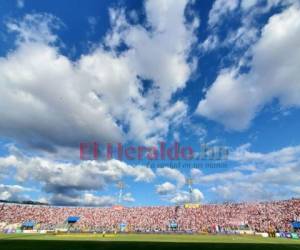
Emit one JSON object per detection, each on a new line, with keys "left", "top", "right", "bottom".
{"left": 117, "top": 181, "right": 124, "bottom": 204}
{"left": 186, "top": 178, "right": 193, "bottom": 203}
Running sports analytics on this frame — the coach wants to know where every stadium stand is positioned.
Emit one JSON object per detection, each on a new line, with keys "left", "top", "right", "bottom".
{"left": 0, "top": 199, "right": 300, "bottom": 234}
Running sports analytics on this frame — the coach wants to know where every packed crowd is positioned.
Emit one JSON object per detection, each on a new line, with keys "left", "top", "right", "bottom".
{"left": 1, "top": 199, "right": 300, "bottom": 233}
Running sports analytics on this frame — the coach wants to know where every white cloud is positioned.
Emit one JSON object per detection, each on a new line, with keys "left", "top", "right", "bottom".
{"left": 7, "top": 14, "right": 60, "bottom": 44}
{"left": 241, "top": 0, "right": 258, "bottom": 10}
{"left": 156, "top": 167, "right": 186, "bottom": 187}
{"left": 202, "top": 0, "right": 298, "bottom": 54}
{"left": 230, "top": 143, "right": 300, "bottom": 165}
{"left": 194, "top": 171, "right": 243, "bottom": 184}
{"left": 208, "top": 0, "right": 239, "bottom": 28}
{"left": 234, "top": 164, "right": 257, "bottom": 172}
{"left": 106, "top": 0, "right": 198, "bottom": 103}
{"left": 169, "top": 188, "right": 204, "bottom": 204}
{"left": 200, "top": 35, "right": 219, "bottom": 52}
{"left": 197, "top": 4, "right": 300, "bottom": 130}
{"left": 196, "top": 69, "right": 259, "bottom": 130}
{"left": 0, "top": 1, "right": 202, "bottom": 205}
{"left": 204, "top": 143, "right": 300, "bottom": 202}
{"left": 0, "top": 184, "right": 32, "bottom": 201}
{"left": 211, "top": 182, "right": 273, "bottom": 202}
{"left": 1, "top": 26, "right": 124, "bottom": 151}
{"left": 156, "top": 167, "right": 204, "bottom": 204}
{"left": 190, "top": 168, "right": 202, "bottom": 177}
{"left": 0, "top": 0, "right": 198, "bottom": 152}
{"left": 0, "top": 146, "right": 155, "bottom": 205}
{"left": 156, "top": 182, "right": 176, "bottom": 195}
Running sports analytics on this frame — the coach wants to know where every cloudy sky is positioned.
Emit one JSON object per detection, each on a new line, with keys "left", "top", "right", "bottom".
{"left": 0, "top": 0, "right": 300, "bottom": 206}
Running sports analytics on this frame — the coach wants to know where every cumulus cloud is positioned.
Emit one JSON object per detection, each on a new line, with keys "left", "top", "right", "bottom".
{"left": 194, "top": 171, "right": 243, "bottom": 184}
{"left": 156, "top": 182, "right": 176, "bottom": 195}
{"left": 169, "top": 188, "right": 204, "bottom": 204}
{"left": 0, "top": 146, "right": 154, "bottom": 205}
{"left": 156, "top": 167, "right": 186, "bottom": 188}
{"left": 155, "top": 167, "right": 204, "bottom": 204}
{"left": 208, "top": 0, "right": 239, "bottom": 28}
{"left": 0, "top": 0, "right": 202, "bottom": 206}
{"left": 233, "top": 144, "right": 300, "bottom": 188}
{"left": 240, "top": 0, "right": 258, "bottom": 10}
{"left": 7, "top": 14, "right": 61, "bottom": 44}
{"left": 197, "top": 4, "right": 300, "bottom": 130}
{"left": 211, "top": 182, "right": 274, "bottom": 202}
{"left": 0, "top": 0, "right": 197, "bottom": 152}
{"left": 234, "top": 164, "right": 257, "bottom": 172}
{"left": 201, "top": 0, "right": 260, "bottom": 53}
{"left": 230, "top": 143, "right": 300, "bottom": 165}
{"left": 1, "top": 16, "right": 124, "bottom": 152}
{"left": 115, "top": 0, "right": 198, "bottom": 103}
{"left": 202, "top": 143, "right": 300, "bottom": 202}
{"left": 0, "top": 184, "right": 32, "bottom": 201}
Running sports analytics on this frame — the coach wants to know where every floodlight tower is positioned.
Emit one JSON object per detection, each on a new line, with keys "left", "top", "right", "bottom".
{"left": 186, "top": 178, "right": 193, "bottom": 203}
{"left": 117, "top": 181, "right": 124, "bottom": 204}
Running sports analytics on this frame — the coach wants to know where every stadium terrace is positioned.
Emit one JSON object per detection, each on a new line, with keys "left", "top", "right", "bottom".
{"left": 1, "top": 199, "right": 300, "bottom": 236}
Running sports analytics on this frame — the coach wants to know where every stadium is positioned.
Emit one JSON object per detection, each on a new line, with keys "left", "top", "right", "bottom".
{"left": 1, "top": 198, "right": 300, "bottom": 249}
{"left": 1, "top": 0, "right": 300, "bottom": 249}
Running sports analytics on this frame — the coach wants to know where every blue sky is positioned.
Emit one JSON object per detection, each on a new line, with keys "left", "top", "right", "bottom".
{"left": 0, "top": 0, "right": 300, "bottom": 206}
